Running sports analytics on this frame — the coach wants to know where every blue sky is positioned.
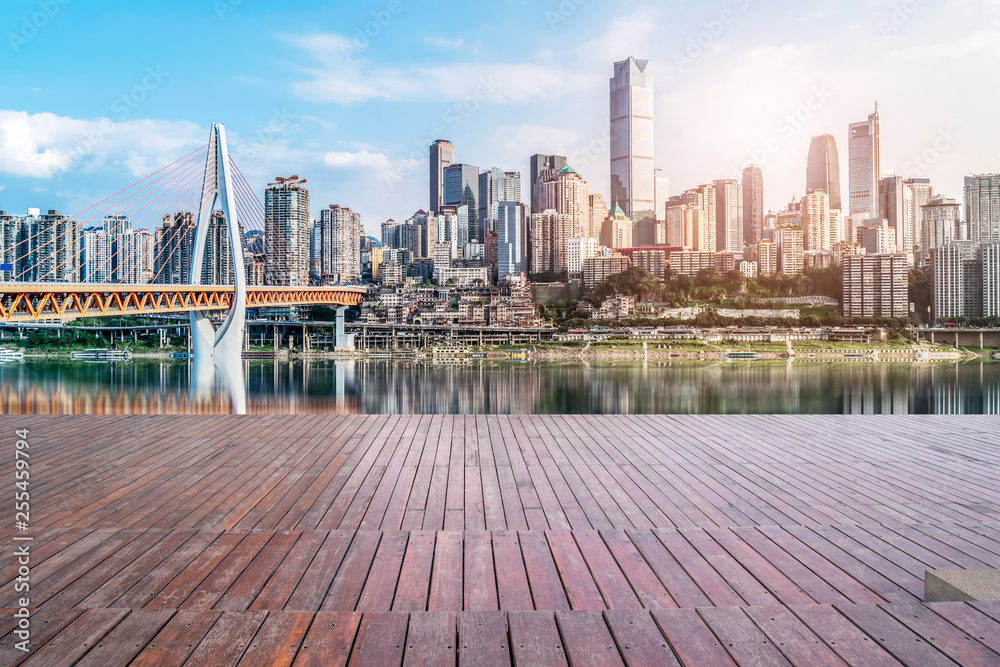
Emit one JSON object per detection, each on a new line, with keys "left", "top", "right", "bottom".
{"left": 1, "top": 0, "right": 998, "bottom": 236}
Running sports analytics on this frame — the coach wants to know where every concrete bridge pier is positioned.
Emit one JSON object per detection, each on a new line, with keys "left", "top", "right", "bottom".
{"left": 335, "top": 306, "right": 355, "bottom": 349}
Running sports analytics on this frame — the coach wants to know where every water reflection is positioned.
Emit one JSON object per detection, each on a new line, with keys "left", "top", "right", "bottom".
{"left": 0, "top": 359, "right": 998, "bottom": 415}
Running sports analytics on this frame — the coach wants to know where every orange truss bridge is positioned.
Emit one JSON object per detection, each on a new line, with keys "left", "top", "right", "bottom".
{"left": 0, "top": 284, "right": 367, "bottom": 323}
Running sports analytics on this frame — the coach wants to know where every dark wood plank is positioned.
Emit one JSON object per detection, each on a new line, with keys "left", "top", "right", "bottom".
{"left": 547, "top": 530, "right": 606, "bottom": 610}
{"left": 600, "top": 529, "right": 677, "bottom": 609}
{"left": 464, "top": 530, "right": 499, "bottom": 611}
{"left": 556, "top": 610, "right": 625, "bottom": 667}
{"left": 347, "top": 611, "right": 408, "bottom": 667}
{"left": 72, "top": 609, "right": 175, "bottom": 667}
{"left": 604, "top": 609, "right": 681, "bottom": 667}
{"left": 928, "top": 601, "right": 1000, "bottom": 656}
{"left": 520, "top": 530, "right": 570, "bottom": 611}
{"left": 574, "top": 531, "right": 643, "bottom": 610}
{"left": 698, "top": 606, "right": 793, "bottom": 666}
{"left": 652, "top": 608, "right": 739, "bottom": 667}
{"left": 458, "top": 611, "right": 511, "bottom": 667}
{"left": 790, "top": 604, "right": 902, "bottom": 667}
{"left": 508, "top": 610, "right": 569, "bottom": 667}
{"left": 236, "top": 610, "right": 313, "bottom": 667}
{"left": 293, "top": 610, "right": 361, "bottom": 667}
{"left": 879, "top": 602, "right": 1000, "bottom": 666}
{"left": 357, "top": 531, "right": 409, "bottom": 611}
{"left": 19, "top": 608, "right": 127, "bottom": 667}
{"left": 184, "top": 609, "right": 267, "bottom": 666}
{"left": 742, "top": 605, "right": 849, "bottom": 666}
{"left": 320, "top": 531, "right": 383, "bottom": 611}
{"left": 428, "top": 531, "right": 464, "bottom": 611}
{"left": 130, "top": 609, "right": 222, "bottom": 667}
{"left": 402, "top": 611, "right": 457, "bottom": 666}
{"left": 492, "top": 530, "right": 534, "bottom": 611}
{"left": 285, "top": 530, "right": 354, "bottom": 611}
{"left": 215, "top": 530, "right": 301, "bottom": 610}
{"left": 835, "top": 602, "right": 956, "bottom": 666}
{"left": 393, "top": 531, "right": 436, "bottom": 611}
{"left": 250, "top": 530, "right": 326, "bottom": 611}
{"left": 627, "top": 530, "right": 706, "bottom": 608}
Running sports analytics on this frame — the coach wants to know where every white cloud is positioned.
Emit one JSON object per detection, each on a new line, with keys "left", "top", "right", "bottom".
{"left": 495, "top": 124, "right": 581, "bottom": 157}
{"left": 285, "top": 33, "right": 592, "bottom": 105}
{"left": 425, "top": 36, "right": 464, "bottom": 50}
{"left": 0, "top": 109, "right": 203, "bottom": 179}
{"left": 322, "top": 149, "right": 394, "bottom": 171}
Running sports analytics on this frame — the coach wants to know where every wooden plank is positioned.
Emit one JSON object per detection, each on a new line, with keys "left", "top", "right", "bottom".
{"left": 742, "top": 605, "right": 849, "bottom": 666}
{"left": 236, "top": 611, "right": 313, "bottom": 667}
{"left": 215, "top": 530, "right": 301, "bottom": 610}
{"left": 402, "top": 611, "right": 457, "bottom": 666}
{"left": 879, "top": 602, "right": 1000, "bottom": 666}
{"left": 657, "top": 530, "right": 746, "bottom": 607}
{"left": 682, "top": 529, "right": 779, "bottom": 606}
{"left": 72, "top": 609, "right": 175, "bottom": 667}
{"left": 347, "top": 611, "right": 408, "bottom": 667}
{"left": 556, "top": 610, "right": 625, "bottom": 667}
{"left": 928, "top": 602, "right": 1000, "bottom": 656}
{"left": 697, "top": 606, "right": 793, "bottom": 666}
{"left": 0, "top": 608, "right": 83, "bottom": 666}
{"left": 320, "top": 531, "right": 383, "bottom": 611}
{"left": 17, "top": 608, "right": 127, "bottom": 667}
{"left": 285, "top": 530, "right": 354, "bottom": 611}
{"left": 789, "top": 604, "right": 901, "bottom": 667}
{"left": 293, "top": 611, "right": 361, "bottom": 667}
{"left": 574, "top": 531, "right": 643, "bottom": 610}
{"left": 834, "top": 602, "right": 956, "bottom": 666}
{"left": 393, "top": 531, "right": 436, "bottom": 611}
{"left": 652, "top": 608, "right": 739, "bottom": 667}
{"left": 357, "top": 531, "right": 409, "bottom": 612}
{"left": 604, "top": 609, "right": 681, "bottom": 667}
{"left": 181, "top": 532, "right": 271, "bottom": 610}
{"left": 428, "top": 531, "right": 464, "bottom": 611}
{"left": 492, "top": 530, "right": 534, "bottom": 611}
{"left": 145, "top": 531, "right": 247, "bottom": 609}
{"left": 520, "top": 530, "right": 570, "bottom": 611}
{"left": 458, "top": 611, "right": 511, "bottom": 667}
{"left": 627, "top": 530, "right": 706, "bottom": 608}
{"left": 130, "top": 609, "right": 222, "bottom": 667}
{"left": 464, "top": 530, "right": 499, "bottom": 611}
{"left": 250, "top": 530, "right": 326, "bottom": 611}
{"left": 184, "top": 609, "right": 267, "bottom": 666}
{"left": 547, "top": 530, "right": 606, "bottom": 610}
{"left": 599, "top": 529, "right": 676, "bottom": 609}
{"left": 508, "top": 610, "right": 569, "bottom": 667}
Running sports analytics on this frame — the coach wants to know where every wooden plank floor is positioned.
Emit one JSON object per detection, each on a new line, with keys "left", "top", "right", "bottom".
{"left": 1, "top": 415, "right": 999, "bottom": 665}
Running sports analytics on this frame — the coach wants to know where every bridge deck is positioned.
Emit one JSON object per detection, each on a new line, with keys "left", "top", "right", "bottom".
{"left": 2, "top": 414, "right": 999, "bottom": 665}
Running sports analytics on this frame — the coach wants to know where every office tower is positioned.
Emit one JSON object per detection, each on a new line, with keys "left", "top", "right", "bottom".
{"left": 309, "top": 221, "right": 322, "bottom": 278}
{"left": 529, "top": 210, "right": 570, "bottom": 275}
{"left": 908, "top": 178, "right": 933, "bottom": 250}
{"left": 535, "top": 165, "right": 590, "bottom": 241}
{"left": 849, "top": 104, "right": 881, "bottom": 218}
{"left": 567, "top": 237, "right": 600, "bottom": 278}
{"left": 35, "top": 210, "right": 79, "bottom": 282}
{"left": 97, "top": 213, "right": 130, "bottom": 283}
{"left": 984, "top": 243, "right": 1000, "bottom": 318}
{"left": 666, "top": 200, "right": 697, "bottom": 249}
{"left": 932, "top": 241, "right": 981, "bottom": 321}
{"left": 776, "top": 226, "right": 803, "bottom": 275}
{"left": 497, "top": 201, "right": 529, "bottom": 281}
{"left": 589, "top": 194, "right": 607, "bottom": 238}
{"left": 683, "top": 185, "right": 716, "bottom": 251}
{"left": 604, "top": 205, "right": 633, "bottom": 249}
{"left": 713, "top": 180, "right": 742, "bottom": 253}
{"left": 922, "top": 195, "right": 961, "bottom": 251}
{"left": 843, "top": 254, "right": 908, "bottom": 318}
{"left": 806, "top": 134, "right": 842, "bottom": 210}
{"left": 530, "top": 154, "right": 567, "bottom": 212}
{"left": 443, "top": 163, "right": 479, "bottom": 244}
{"left": 429, "top": 139, "right": 455, "bottom": 214}
{"left": 965, "top": 174, "right": 1000, "bottom": 242}
{"left": 478, "top": 168, "right": 521, "bottom": 240}
{"left": 829, "top": 208, "right": 844, "bottom": 247}
{"left": 264, "top": 175, "right": 311, "bottom": 285}
{"left": 381, "top": 219, "right": 401, "bottom": 248}
{"left": 801, "top": 189, "right": 831, "bottom": 251}
{"left": 879, "top": 176, "right": 916, "bottom": 255}
{"left": 320, "top": 204, "right": 362, "bottom": 283}
{"left": 858, "top": 220, "right": 896, "bottom": 255}
{"left": 407, "top": 210, "right": 438, "bottom": 258}
{"left": 610, "top": 57, "right": 655, "bottom": 224}
{"left": 742, "top": 165, "right": 763, "bottom": 246}
{"left": 202, "top": 210, "right": 233, "bottom": 285}
{"left": 154, "top": 212, "right": 196, "bottom": 284}
{"left": 654, "top": 170, "right": 670, "bottom": 221}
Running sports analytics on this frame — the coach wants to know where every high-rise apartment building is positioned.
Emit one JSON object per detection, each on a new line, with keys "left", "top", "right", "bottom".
{"left": 742, "top": 165, "right": 763, "bottom": 246}
{"left": 909, "top": 178, "right": 933, "bottom": 250}
{"left": 529, "top": 210, "right": 570, "bottom": 275}
{"left": 849, "top": 104, "right": 881, "bottom": 218}
{"left": 497, "top": 201, "right": 529, "bottom": 281}
{"left": 776, "top": 226, "right": 804, "bottom": 275}
{"left": 713, "top": 180, "right": 743, "bottom": 253}
{"left": 264, "top": 175, "right": 311, "bottom": 285}
{"left": 610, "top": 57, "right": 654, "bottom": 224}
{"left": 407, "top": 210, "right": 438, "bottom": 259}
{"left": 858, "top": 220, "right": 897, "bottom": 255}
{"left": 806, "top": 134, "right": 842, "bottom": 210}
{"left": 683, "top": 185, "right": 716, "bottom": 252}
{"left": 843, "top": 254, "right": 908, "bottom": 318}
{"left": 429, "top": 139, "right": 455, "bottom": 214}
{"left": 965, "top": 174, "right": 1000, "bottom": 242}
{"left": 535, "top": 165, "right": 590, "bottom": 241}
{"left": 443, "top": 163, "right": 479, "bottom": 245}
{"left": 567, "top": 237, "right": 600, "bottom": 278}
{"left": 529, "top": 154, "right": 567, "bottom": 212}
{"left": 202, "top": 211, "right": 233, "bottom": 285}
{"left": 801, "top": 189, "right": 831, "bottom": 252}
{"left": 603, "top": 205, "right": 633, "bottom": 249}
{"left": 154, "top": 212, "right": 196, "bottom": 284}
{"left": 588, "top": 194, "right": 608, "bottom": 238}
{"left": 922, "top": 196, "right": 961, "bottom": 251}
{"left": 36, "top": 210, "right": 79, "bottom": 283}
{"left": 932, "top": 241, "right": 981, "bottom": 321}
{"left": 654, "top": 170, "right": 669, "bottom": 221}
{"left": 879, "top": 176, "right": 916, "bottom": 255}
{"left": 478, "top": 168, "right": 521, "bottom": 240}
{"left": 320, "top": 204, "right": 362, "bottom": 283}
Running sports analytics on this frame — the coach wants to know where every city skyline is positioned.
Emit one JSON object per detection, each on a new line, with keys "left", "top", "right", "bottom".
{"left": 1, "top": 1, "right": 997, "bottom": 237}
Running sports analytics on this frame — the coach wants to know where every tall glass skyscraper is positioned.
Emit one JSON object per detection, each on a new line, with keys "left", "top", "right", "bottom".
{"left": 429, "top": 139, "right": 454, "bottom": 214}
{"left": 849, "top": 105, "right": 881, "bottom": 218}
{"left": 806, "top": 134, "right": 841, "bottom": 211}
{"left": 610, "top": 57, "right": 654, "bottom": 224}
{"left": 443, "top": 163, "right": 479, "bottom": 244}
{"left": 479, "top": 167, "right": 521, "bottom": 240}
{"left": 742, "top": 165, "right": 763, "bottom": 246}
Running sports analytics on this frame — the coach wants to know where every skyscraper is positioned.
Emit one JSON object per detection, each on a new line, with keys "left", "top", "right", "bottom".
{"left": 320, "top": 204, "right": 362, "bottom": 283}
{"left": 879, "top": 176, "right": 915, "bottom": 255}
{"left": 654, "top": 169, "right": 670, "bottom": 222}
{"left": 443, "top": 163, "right": 479, "bottom": 245}
{"left": 497, "top": 201, "right": 529, "bottom": 281}
{"left": 922, "top": 196, "right": 960, "bottom": 250}
{"left": 529, "top": 154, "right": 567, "bottom": 211}
{"left": 588, "top": 194, "right": 607, "bottom": 238}
{"left": 849, "top": 104, "right": 881, "bottom": 218}
{"left": 801, "top": 189, "right": 831, "bottom": 252}
{"left": 965, "top": 174, "right": 1000, "bottom": 242}
{"left": 429, "top": 139, "right": 454, "bottom": 214}
{"left": 806, "top": 134, "right": 842, "bottom": 210}
{"left": 742, "top": 165, "right": 763, "bottom": 246}
{"left": 610, "top": 57, "right": 654, "bottom": 223}
{"left": 479, "top": 168, "right": 521, "bottom": 240}
{"left": 264, "top": 175, "right": 311, "bottom": 285}
{"left": 535, "top": 165, "right": 590, "bottom": 241}
{"left": 154, "top": 212, "right": 196, "bottom": 284}
{"left": 683, "top": 185, "right": 716, "bottom": 252}
{"left": 713, "top": 179, "right": 743, "bottom": 253}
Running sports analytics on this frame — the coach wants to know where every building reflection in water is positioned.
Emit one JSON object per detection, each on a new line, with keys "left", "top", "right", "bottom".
{"left": 0, "top": 360, "right": 998, "bottom": 415}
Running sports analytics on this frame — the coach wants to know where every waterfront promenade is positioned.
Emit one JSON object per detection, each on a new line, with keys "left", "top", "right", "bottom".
{"left": 2, "top": 414, "right": 999, "bottom": 665}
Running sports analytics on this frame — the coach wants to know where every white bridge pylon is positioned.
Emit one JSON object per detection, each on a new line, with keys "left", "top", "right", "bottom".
{"left": 190, "top": 123, "right": 247, "bottom": 413}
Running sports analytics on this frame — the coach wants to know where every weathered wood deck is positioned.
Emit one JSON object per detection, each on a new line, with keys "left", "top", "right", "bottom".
{"left": 2, "top": 414, "right": 999, "bottom": 665}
